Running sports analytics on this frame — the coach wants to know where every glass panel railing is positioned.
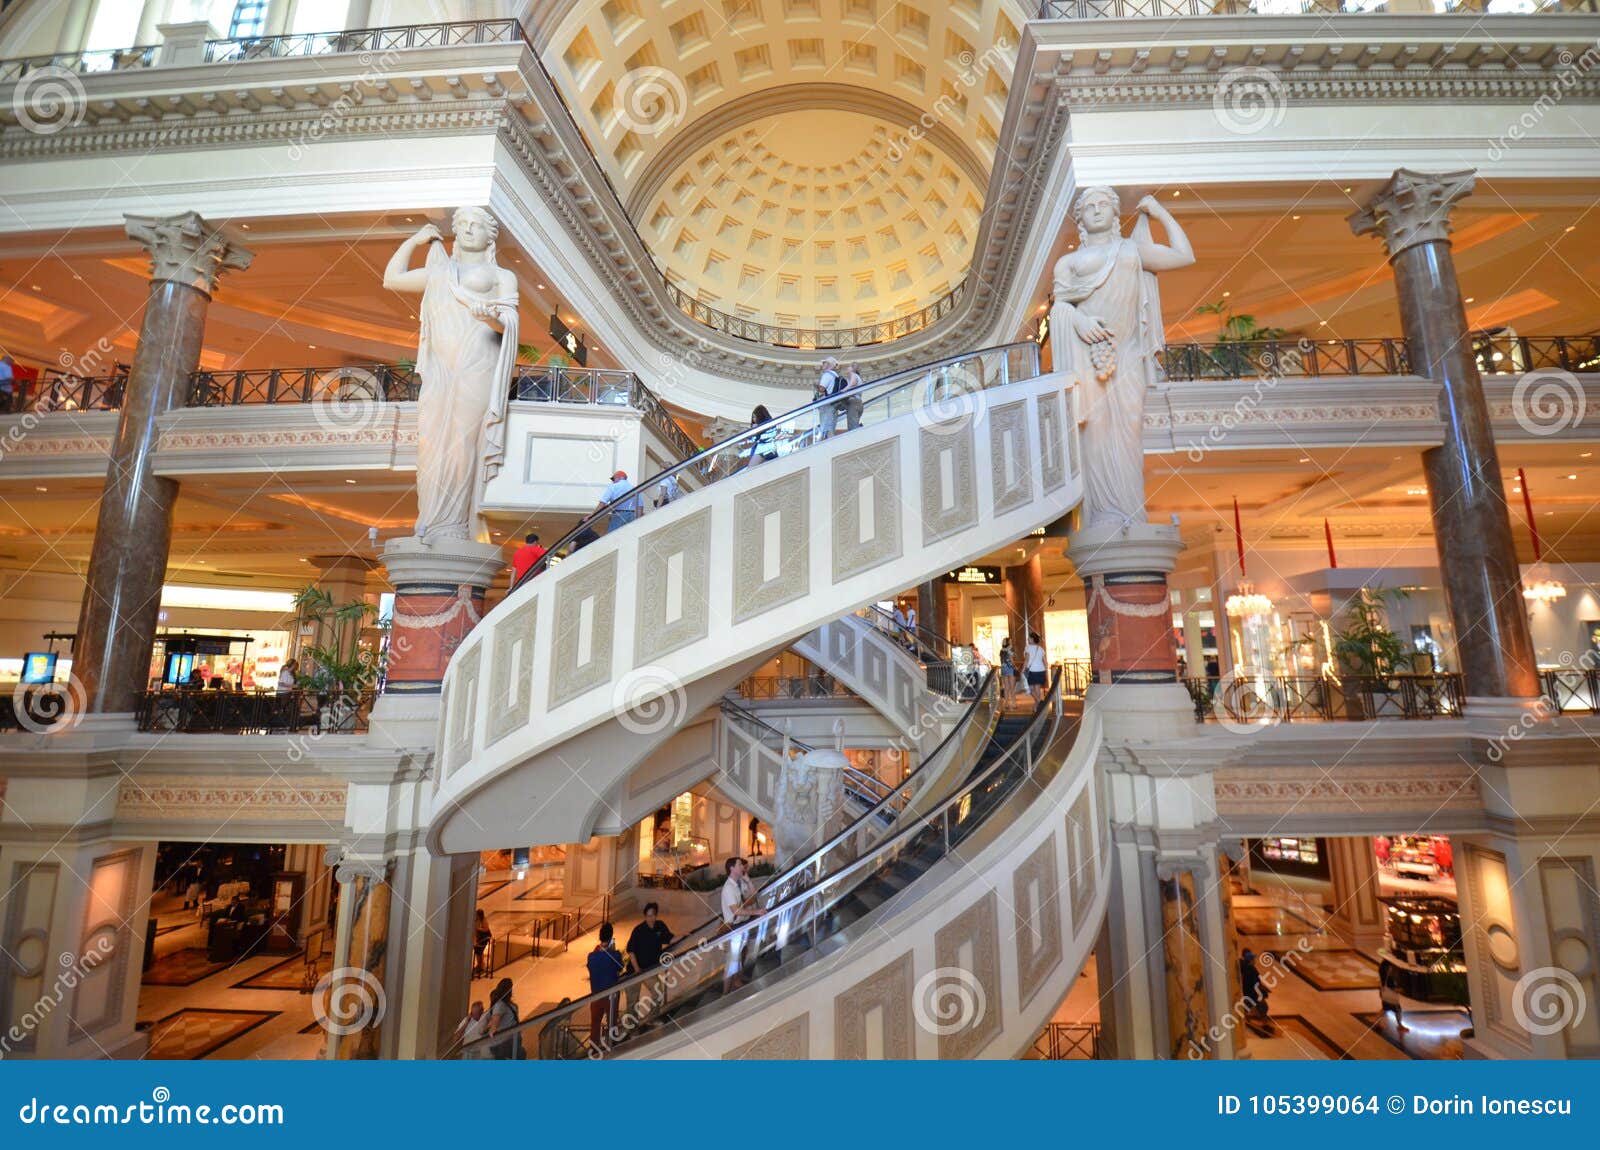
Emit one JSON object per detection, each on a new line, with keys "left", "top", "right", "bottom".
{"left": 515, "top": 342, "right": 1041, "bottom": 588}
{"left": 457, "top": 672, "right": 1062, "bottom": 1060}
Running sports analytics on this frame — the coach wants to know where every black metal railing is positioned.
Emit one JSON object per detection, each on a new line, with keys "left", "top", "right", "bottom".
{"left": 202, "top": 18, "right": 524, "bottom": 64}
{"left": 737, "top": 674, "right": 854, "bottom": 701}
{"left": 133, "top": 689, "right": 376, "bottom": 734}
{"left": 1185, "top": 673, "right": 1465, "bottom": 724}
{"left": 5, "top": 367, "right": 130, "bottom": 414}
{"left": 0, "top": 44, "right": 156, "bottom": 84}
{"left": 1540, "top": 669, "right": 1600, "bottom": 713}
{"left": 1031, "top": 1022, "right": 1103, "bottom": 1060}
{"left": 1473, "top": 333, "right": 1600, "bottom": 375}
{"left": 189, "top": 364, "right": 421, "bottom": 406}
{"left": 1159, "top": 338, "right": 1411, "bottom": 380}
{"left": 1039, "top": 0, "right": 1597, "bottom": 18}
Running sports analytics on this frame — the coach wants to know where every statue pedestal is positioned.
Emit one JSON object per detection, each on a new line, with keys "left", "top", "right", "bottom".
{"left": 369, "top": 536, "right": 504, "bottom": 749}
{"left": 1066, "top": 521, "right": 1192, "bottom": 740}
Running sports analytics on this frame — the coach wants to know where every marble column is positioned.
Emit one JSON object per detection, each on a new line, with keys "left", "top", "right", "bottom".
{"left": 1159, "top": 863, "right": 1213, "bottom": 1060}
{"left": 1003, "top": 554, "right": 1044, "bottom": 644}
{"left": 330, "top": 858, "right": 393, "bottom": 1060}
{"left": 1326, "top": 835, "right": 1386, "bottom": 951}
{"left": 72, "top": 213, "right": 252, "bottom": 716}
{"left": 915, "top": 575, "right": 949, "bottom": 645}
{"left": 1349, "top": 170, "right": 1538, "bottom": 701}
{"left": 1217, "top": 850, "right": 1249, "bottom": 1058}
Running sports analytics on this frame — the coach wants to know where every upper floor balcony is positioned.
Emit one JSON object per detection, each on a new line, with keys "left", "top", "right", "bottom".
{"left": 1039, "top": 0, "right": 1596, "bottom": 15}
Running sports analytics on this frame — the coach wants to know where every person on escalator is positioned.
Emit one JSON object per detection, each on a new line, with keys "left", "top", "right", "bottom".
{"left": 842, "top": 363, "right": 866, "bottom": 431}
{"left": 1023, "top": 631, "right": 1049, "bottom": 704}
{"left": 586, "top": 922, "right": 626, "bottom": 1050}
{"left": 487, "top": 977, "right": 522, "bottom": 1059}
{"left": 599, "top": 471, "right": 641, "bottom": 532}
{"left": 510, "top": 533, "right": 546, "bottom": 583}
{"left": 720, "top": 857, "right": 759, "bottom": 993}
{"left": 999, "top": 637, "right": 1018, "bottom": 700}
{"left": 744, "top": 406, "right": 779, "bottom": 468}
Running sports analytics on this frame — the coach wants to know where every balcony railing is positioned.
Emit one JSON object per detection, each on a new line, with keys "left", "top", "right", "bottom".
{"left": 738, "top": 674, "right": 855, "bottom": 701}
{"left": 1039, "top": 0, "right": 1598, "bottom": 18}
{"left": 1160, "top": 338, "right": 1411, "bottom": 380}
{"left": 133, "top": 689, "right": 375, "bottom": 734}
{"left": 1186, "top": 673, "right": 1466, "bottom": 723}
{"left": 0, "top": 44, "right": 156, "bottom": 84}
{"left": 7, "top": 361, "right": 698, "bottom": 460}
{"left": 1540, "top": 669, "right": 1600, "bottom": 713}
{"left": 663, "top": 279, "right": 965, "bottom": 352}
{"left": 202, "top": 18, "right": 524, "bottom": 63}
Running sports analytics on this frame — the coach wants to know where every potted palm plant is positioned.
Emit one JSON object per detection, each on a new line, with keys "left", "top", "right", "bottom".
{"left": 1196, "top": 298, "right": 1293, "bottom": 379}
{"left": 291, "top": 586, "right": 381, "bottom": 732}
{"left": 1331, "top": 587, "right": 1413, "bottom": 718}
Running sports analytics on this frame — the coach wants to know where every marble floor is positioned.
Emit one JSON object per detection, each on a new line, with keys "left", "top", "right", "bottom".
{"left": 1040, "top": 887, "right": 1468, "bottom": 1061}
{"left": 134, "top": 892, "right": 327, "bottom": 1060}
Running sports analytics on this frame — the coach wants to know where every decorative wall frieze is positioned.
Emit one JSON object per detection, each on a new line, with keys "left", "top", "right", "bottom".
{"left": 115, "top": 776, "right": 347, "bottom": 820}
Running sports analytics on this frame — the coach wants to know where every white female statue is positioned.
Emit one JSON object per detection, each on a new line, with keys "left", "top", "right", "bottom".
{"left": 383, "top": 207, "right": 520, "bottom": 544}
{"left": 1051, "top": 188, "right": 1193, "bottom": 529}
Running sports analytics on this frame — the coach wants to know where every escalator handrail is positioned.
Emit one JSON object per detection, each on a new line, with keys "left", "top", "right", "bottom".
{"left": 512, "top": 342, "right": 1039, "bottom": 590}
{"left": 717, "top": 698, "right": 815, "bottom": 754}
{"left": 860, "top": 603, "right": 955, "bottom": 661}
{"left": 468, "top": 671, "right": 1071, "bottom": 1058}
{"left": 461, "top": 668, "right": 1002, "bottom": 1057}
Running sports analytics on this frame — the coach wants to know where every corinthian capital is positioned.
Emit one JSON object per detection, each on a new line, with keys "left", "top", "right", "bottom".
{"left": 124, "top": 211, "right": 254, "bottom": 294}
{"left": 1348, "top": 168, "right": 1476, "bottom": 258}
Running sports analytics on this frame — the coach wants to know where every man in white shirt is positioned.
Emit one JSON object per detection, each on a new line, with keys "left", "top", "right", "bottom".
{"left": 815, "top": 357, "right": 842, "bottom": 439}
{"left": 598, "top": 470, "right": 641, "bottom": 532}
{"left": 720, "top": 857, "right": 758, "bottom": 992}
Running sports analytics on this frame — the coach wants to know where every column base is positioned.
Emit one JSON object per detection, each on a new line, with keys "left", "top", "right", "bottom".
{"left": 366, "top": 692, "right": 443, "bottom": 752}
{"left": 1084, "top": 682, "right": 1195, "bottom": 741}
{"left": 1465, "top": 695, "right": 1555, "bottom": 739}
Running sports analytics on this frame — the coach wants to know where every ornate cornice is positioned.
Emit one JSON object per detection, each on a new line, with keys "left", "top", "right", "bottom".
{"left": 116, "top": 775, "right": 347, "bottom": 819}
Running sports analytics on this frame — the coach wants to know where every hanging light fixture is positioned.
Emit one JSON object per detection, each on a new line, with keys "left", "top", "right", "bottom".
{"left": 1516, "top": 467, "right": 1567, "bottom": 603}
{"left": 1226, "top": 496, "right": 1276, "bottom": 618}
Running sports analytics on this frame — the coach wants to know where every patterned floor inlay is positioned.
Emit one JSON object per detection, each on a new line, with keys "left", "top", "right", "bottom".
{"left": 1355, "top": 1010, "right": 1468, "bottom": 1060}
{"left": 144, "top": 1008, "right": 279, "bottom": 1060}
{"left": 1259, "top": 1015, "right": 1351, "bottom": 1060}
{"left": 141, "top": 947, "right": 230, "bottom": 987}
{"left": 475, "top": 880, "right": 510, "bottom": 901}
{"left": 1272, "top": 948, "right": 1379, "bottom": 992}
{"left": 1234, "top": 906, "right": 1320, "bottom": 936}
{"left": 231, "top": 951, "right": 331, "bottom": 991}
{"left": 154, "top": 923, "right": 186, "bottom": 937}
{"left": 513, "top": 879, "right": 563, "bottom": 901}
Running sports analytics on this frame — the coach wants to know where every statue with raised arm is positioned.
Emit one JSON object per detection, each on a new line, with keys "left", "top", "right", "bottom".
{"left": 1052, "top": 188, "right": 1193, "bottom": 529}
{"left": 383, "top": 207, "right": 519, "bottom": 545}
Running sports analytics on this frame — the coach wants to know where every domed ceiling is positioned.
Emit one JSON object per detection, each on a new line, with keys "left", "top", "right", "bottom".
{"left": 540, "top": 0, "right": 1025, "bottom": 331}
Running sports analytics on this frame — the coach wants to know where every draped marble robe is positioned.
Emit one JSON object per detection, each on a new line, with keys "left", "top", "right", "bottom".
{"left": 1051, "top": 217, "right": 1163, "bottom": 530}
{"left": 414, "top": 241, "right": 519, "bottom": 544}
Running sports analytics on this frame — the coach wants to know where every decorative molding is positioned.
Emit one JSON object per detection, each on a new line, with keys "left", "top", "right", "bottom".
{"left": 1350, "top": 168, "right": 1477, "bottom": 258}
{"left": 115, "top": 776, "right": 346, "bottom": 819}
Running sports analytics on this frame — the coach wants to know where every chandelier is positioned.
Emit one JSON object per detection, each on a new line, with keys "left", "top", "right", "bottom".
{"left": 1523, "top": 576, "right": 1567, "bottom": 604}
{"left": 1226, "top": 581, "right": 1275, "bottom": 619}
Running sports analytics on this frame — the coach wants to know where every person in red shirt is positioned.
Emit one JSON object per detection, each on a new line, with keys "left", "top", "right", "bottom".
{"left": 510, "top": 532, "right": 546, "bottom": 583}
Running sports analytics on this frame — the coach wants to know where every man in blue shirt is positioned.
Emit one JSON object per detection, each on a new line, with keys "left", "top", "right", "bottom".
{"left": 598, "top": 470, "right": 641, "bottom": 533}
{"left": 586, "top": 922, "right": 626, "bottom": 1050}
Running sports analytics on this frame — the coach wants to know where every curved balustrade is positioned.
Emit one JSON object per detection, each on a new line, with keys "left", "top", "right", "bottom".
{"left": 663, "top": 278, "right": 965, "bottom": 352}
{"left": 431, "top": 343, "right": 1082, "bottom": 850}
{"left": 201, "top": 18, "right": 524, "bottom": 63}
{"left": 0, "top": 45, "right": 156, "bottom": 84}
{"left": 463, "top": 672, "right": 1104, "bottom": 1060}
{"left": 520, "top": 342, "right": 1041, "bottom": 584}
